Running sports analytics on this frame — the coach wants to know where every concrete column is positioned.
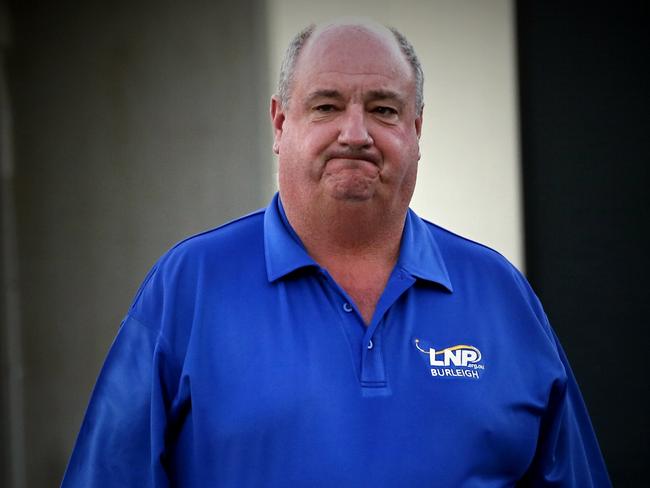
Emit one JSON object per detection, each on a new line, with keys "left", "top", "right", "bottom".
{"left": 7, "top": 1, "right": 271, "bottom": 485}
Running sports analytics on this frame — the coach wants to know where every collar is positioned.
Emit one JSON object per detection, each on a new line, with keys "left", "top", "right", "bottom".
{"left": 398, "top": 208, "right": 453, "bottom": 292}
{"left": 264, "top": 193, "right": 453, "bottom": 292}
{"left": 264, "top": 193, "right": 319, "bottom": 281}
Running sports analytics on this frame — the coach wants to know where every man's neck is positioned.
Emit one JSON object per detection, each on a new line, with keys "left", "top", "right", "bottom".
{"left": 281, "top": 195, "right": 406, "bottom": 324}
{"left": 284, "top": 196, "right": 404, "bottom": 261}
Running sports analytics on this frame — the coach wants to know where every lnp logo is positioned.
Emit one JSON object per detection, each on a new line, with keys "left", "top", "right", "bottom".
{"left": 414, "top": 338, "right": 485, "bottom": 379}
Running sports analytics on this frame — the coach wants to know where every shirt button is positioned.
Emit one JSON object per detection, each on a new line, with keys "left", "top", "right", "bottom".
{"left": 367, "top": 339, "right": 374, "bottom": 350}
{"left": 343, "top": 302, "right": 353, "bottom": 312}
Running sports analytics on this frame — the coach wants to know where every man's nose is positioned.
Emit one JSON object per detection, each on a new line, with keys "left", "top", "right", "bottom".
{"left": 337, "top": 106, "right": 373, "bottom": 148}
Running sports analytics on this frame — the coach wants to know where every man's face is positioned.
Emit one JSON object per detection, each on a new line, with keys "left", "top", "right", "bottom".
{"left": 272, "top": 24, "right": 422, "bottom": 214}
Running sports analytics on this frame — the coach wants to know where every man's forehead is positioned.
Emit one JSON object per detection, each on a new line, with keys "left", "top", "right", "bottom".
{"left": 310, "top": 20, "right": 395, "bottom": 45}
{"left": 294, "top": 22, "right": 412, "bottom": 84}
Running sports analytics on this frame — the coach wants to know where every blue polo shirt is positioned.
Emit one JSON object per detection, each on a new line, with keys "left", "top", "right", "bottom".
{"left": 62, "top": 193, "right": 611, "bottom": 487}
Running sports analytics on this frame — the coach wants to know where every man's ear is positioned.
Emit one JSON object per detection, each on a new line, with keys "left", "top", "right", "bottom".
{"left": 270, "top": 96, "right": 286, "bottom": 155}
{"left": 415, "top": 107, "right": 423, "bottom": 161}
{"left": 415, "top": 105, "right": 423, "bottom": 140}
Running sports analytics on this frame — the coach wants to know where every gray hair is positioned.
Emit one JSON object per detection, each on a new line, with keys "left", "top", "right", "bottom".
{"left": 276, "top": 23, "right": 424, "bottom": 115}
{"left": 388, "top": 27, "right": 424, "bottom": 115}
{"left": 277, "top": 24, "right": 316, "bottom": 111}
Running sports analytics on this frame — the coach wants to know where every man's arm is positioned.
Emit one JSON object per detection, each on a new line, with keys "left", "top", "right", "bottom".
{"left": 61, "top": 315, "right": 174, "bottom": 487}
{"left": 518, "top": 329, "right": 611, "bottom": 487}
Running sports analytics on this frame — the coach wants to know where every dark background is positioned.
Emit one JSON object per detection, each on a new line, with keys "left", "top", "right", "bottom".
{"left": 517, "top": 2, "right": 649, "bottom": 486}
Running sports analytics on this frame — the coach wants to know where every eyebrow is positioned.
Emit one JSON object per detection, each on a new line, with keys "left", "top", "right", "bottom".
{"left": 366, "top": 90, "right": 406, "bottom": 108}
{"left": 304, "top": 89, "right": 344, "bottom": 107}
{"left": 304, "top": 88, "right": 406, "bottom": 108}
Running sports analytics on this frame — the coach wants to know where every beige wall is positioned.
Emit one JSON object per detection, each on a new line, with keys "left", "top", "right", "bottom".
{"left": 267, "top": 0, "right": 523, "bottom": 268}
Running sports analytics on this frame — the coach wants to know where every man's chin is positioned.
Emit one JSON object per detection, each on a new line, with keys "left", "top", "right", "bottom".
{"left": 331, "top": 193, "right": 374, "bottom": 202}
{"left": 325, "top": 183, "right": 377, "bottom": 202}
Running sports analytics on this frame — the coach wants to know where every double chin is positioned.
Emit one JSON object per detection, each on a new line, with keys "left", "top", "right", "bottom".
{"left": 322, "top": 167, "right": 381, "bottom": 202}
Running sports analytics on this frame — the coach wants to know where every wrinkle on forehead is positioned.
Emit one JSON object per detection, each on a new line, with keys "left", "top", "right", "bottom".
{"left": 306, "top": 71, "right": 402, "bottom": 86}
{"left": 304, "top": 87, "right": 407, "bottom": 106}
{"left": 314, "top": 71, "right": 396, "bottom": 77}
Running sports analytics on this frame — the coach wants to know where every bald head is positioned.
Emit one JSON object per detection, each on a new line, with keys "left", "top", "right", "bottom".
{"left": 277, "top": 20, "right": 424, "bottom": 115}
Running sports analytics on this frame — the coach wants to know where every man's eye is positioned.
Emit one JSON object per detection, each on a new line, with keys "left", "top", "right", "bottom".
{"left": 373, "top": 106, "right": 398, "bottom": 116}
{"left": 314, "top": 104, "right": 336, "bottom": 112}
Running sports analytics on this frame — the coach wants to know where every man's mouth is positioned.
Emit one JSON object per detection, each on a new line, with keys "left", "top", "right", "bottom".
{"left": 326, "top": 152, "right": 380, "bottom": 167}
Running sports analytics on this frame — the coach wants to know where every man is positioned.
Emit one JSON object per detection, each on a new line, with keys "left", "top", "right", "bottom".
{"left": 62, "top": 20, "right": 611, "bottom": 487}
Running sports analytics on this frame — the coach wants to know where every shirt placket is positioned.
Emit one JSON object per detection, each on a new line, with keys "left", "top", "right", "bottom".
{"left": 321, "top": 266, "right": 416, "bottom": 394}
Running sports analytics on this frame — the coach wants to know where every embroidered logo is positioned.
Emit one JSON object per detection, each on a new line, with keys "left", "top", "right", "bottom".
{"left": 414, "top": 338, "right": 485, "bottom": 379}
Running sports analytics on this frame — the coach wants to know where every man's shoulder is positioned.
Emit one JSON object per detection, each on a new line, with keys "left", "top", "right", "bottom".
{"left": 127, "top": 208, "right": 267, "bottom": 325}
{"left": 135, "top": 208, "right": 266, "bottom": 295}
{"left": 418, "top": 216, "right": 552, "bottom": 336}
{"left": 161, "top": 207, "right": 266, "bottom": 264}
{"left": 421, "top": 217, "right": 517, "bottom": 273}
